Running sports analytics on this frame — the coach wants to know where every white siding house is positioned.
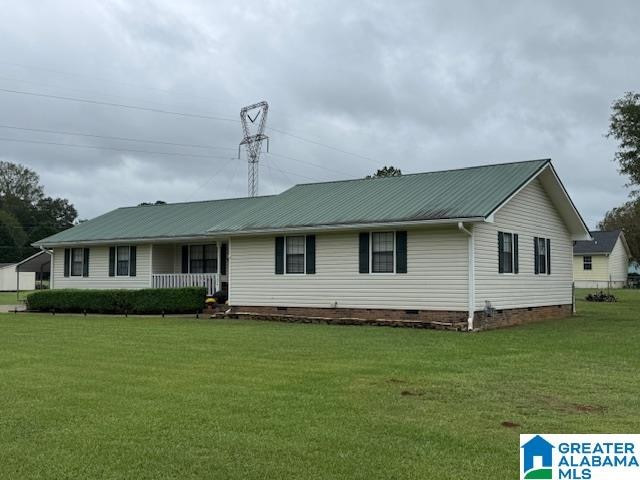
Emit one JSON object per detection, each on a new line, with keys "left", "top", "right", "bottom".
{"left": 573, "top": 231, "right": 631, "bottom": 288}
{"left": 34, "top": 159, "right": 591, "bottom": 330}
{"left": 0, "top": 263, "right": 36, "bottom": 291}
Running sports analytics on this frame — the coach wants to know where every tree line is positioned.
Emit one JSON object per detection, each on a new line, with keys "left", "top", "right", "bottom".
{"left": 0, "top": 161, "right": 77, "bottom": 263}
{"left": 600, "top": 92, "right": 640, "bottom": 260}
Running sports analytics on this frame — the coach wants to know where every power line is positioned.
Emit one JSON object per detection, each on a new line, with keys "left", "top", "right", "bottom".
{"left": 0, "top": 136, "right": 235, "bottom": 160}
{"left": 267, "top": 126, "right": 376, "bottom": 162}
{"left": 0, "top": 87, "right": 379, "bottom": 164}
{"left": 0, "top": 87, "right": 239, "bottom": 123}
{"left": 0, "top": 60, "right": 223, "bottom": 105}
{"left": 0, "top": 124, "right": 236, "bottom": 151}
{"left": 265, "top": 151, "right": 356, "bottom": 177}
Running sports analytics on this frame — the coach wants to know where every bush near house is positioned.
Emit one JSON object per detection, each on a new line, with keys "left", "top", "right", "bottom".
{"left": 26, "top": 287, "right": 207, "bottom": 314}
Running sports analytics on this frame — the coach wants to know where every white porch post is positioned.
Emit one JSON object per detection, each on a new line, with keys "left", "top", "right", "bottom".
{"left": 148, "top": 244, "right": 154, "bottom": 287}
{"left": 216, "top": 241, "right": 221, "bottom": 292}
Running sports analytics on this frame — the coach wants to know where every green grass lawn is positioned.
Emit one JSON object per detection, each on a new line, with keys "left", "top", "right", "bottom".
{"left": 1, "top": 290, "right": 639, "bottom": 479}
{"left": 0, "top": 290, "right": 30, "bottom": 305}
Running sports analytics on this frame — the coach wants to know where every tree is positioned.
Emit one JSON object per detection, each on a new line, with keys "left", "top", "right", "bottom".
{"left": 0, "top": 161, "right": 77, "bottom": 263}
{"left": 0, "top": 161, "right": 44, "bottom": 203}
{"left": 598, "top": 199, "right": 640, "bottom": 260}
{"left": 366, "top": 166, "right": 402, "bottom": 179}
{"left": 607, "top": 92, "right": 640, "bottom": 195}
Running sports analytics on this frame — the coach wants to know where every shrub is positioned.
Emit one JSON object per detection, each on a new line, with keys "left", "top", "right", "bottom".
{"left": 26, "top": 287, "right": 207, "bottom": 314}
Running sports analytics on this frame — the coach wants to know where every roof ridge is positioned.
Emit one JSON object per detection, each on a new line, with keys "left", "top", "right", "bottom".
{"left": 116, "top": 194, "right": 275, "bottom": 210}
{"left": 289, "top": 158, "right": 551, "bottom": 187}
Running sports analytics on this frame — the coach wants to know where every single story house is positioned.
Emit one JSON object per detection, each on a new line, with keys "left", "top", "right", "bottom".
{"left": 573, "top": 230, "right": 631, "bottom": 289}
{"left": 0, "top": 262, "right": 36, "bottom": 292}
{"left": 34, "top": 158, "right": 590, "bottom": 330}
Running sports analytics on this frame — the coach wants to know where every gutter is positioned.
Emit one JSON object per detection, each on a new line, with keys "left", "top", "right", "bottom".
{"left": 34, "top": 217, "right": 488, "bottom": 248}
{"left": 458, "top": 222, "right": 475, "bottom": 331}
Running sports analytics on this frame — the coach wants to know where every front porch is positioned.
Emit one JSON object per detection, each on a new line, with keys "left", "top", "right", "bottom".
{"left": 150, "top": 241, "right": 227, "bottom": 296}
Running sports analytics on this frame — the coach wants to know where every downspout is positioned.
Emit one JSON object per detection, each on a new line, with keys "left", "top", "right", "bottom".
{"left": 458, "top": 222, "right": 475, "bottom": 331}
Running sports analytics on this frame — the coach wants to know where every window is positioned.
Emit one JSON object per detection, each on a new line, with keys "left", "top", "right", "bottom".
{"left": 286, "top": 236, "right": 305, "bottom": 274}
{"left": 372, "top": 232, "right": 394, "bottom": 273}
{"left": 583, "top": 256, "right": 592, "bottom": 270}
{"left": 498, "top": 231, "right": 518, "bottom": 274}
{"left": 116, "top": 246, "right": 130, "bottom": 276}
{"left": 537, "top": 238, "right": 546, "bottom": 274}
{"left": 71, "top": 248, "right": 84, "bottom": 276}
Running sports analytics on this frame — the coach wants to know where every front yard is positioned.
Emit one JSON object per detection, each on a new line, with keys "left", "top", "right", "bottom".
{"left": 1, "top": 290, "right": 639, "bottom": 479}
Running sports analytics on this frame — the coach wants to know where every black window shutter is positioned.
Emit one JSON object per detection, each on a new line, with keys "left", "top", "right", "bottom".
{"left": 82, "top": 248, "right": 90, "bottom": 277}
{"left": 305, "top": 235, "right": 316, "bottom": 274}
{"left": 497, "top": 232, "right": 504, "bottom": 273}
{"left": 181, "top": 245, "right": 189, "bottom": 273}
{"left": 108, "top": 247, "right": 116, "bottom": 277}
{"left": 513, "top": 234, "right": 519, "bottom": 274}
{"left": 359, "top": 232, "right": 370, "bottom": 274}
{"left": 275, "top": 237, "right": 285, "bottom": 274}
{"left": 534, "top": 237, "right": 539, "bottom": 274}
{"left": 63, "top": 248, "right": 71, "bottom": 277}
{"left": 546, "top": 238, "right": 551, "bottom": 275}
{"left": 396, "top": 231, "right": 407, "bottom": 273}
{"left": 220, "top": 243, "right": 228, "bottom": 275}
{"left": 129, "top": 246, "right": 137, "bottom": 277}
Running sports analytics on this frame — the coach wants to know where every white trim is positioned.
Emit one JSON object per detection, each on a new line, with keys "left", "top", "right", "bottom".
{"left": 284, "top": 235, "right": 306, "bottom": 275}
{"left": 115, "top": 245, "right": 131, "bottom": 277}
{"left": 498, "top": 230, "right": 517, "bottom": 275}
{"left": 148, "top": 244, "right": 153, "bottom": 287}
{"left": 70, "top": 247, "right": 85, "bottom": 277}
{"left": 369, "top": 231, "right": 396, "bottom": 275}
{"left": 457, "top": 222, "right": 475, "bottom": 331}
{"left": 209, "top": 217, "right": 487, "bottom": 238}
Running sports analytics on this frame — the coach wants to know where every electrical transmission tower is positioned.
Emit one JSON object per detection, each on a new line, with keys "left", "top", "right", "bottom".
{"left": 239, "top": 101, "right": 269, "bottom": 197}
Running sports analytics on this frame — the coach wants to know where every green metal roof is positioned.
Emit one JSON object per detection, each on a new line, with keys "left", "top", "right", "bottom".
{"left": 206, "top": 159, "right": 550, "bottom": 233}
{"left": 34, "top": 196, "right": 274, "bottom": 245}
{"left": 35, "top": 159, "right": 550, "bottom": 245}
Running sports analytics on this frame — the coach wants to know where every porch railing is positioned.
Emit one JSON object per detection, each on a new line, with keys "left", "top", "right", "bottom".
{"left": 151, "top": 273, "right": 219, "bottom": 296}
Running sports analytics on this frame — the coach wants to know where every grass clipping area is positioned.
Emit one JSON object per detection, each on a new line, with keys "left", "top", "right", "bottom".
{"left": 1, "top": 289, "right": 639, "bottom": 479}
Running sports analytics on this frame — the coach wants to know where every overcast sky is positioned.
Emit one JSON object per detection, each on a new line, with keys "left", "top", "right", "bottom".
{"left": 0, "top": 1, "right": 638, "bottom": 227}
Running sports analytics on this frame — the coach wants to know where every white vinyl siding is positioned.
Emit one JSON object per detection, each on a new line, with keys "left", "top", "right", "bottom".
{"left": 474, "top": 178, "right": 573, "bottom": 310}
{"left": 229, "top": 226, "right": 468, "bottom": 311}
{"left": 52, "top": 245, "right": 151, "bottom": 289}
{"left": 608, "top": 237, "right": 630, "bottom": 284}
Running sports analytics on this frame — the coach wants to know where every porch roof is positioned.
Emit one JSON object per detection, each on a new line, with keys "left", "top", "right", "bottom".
{"left": 34, "top": 196, "right": 274, "bottom": 246}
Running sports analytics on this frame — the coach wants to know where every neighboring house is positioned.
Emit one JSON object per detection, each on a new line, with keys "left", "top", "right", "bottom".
{"left": 0, "top": 262, "right": 36, "bottom": 292}
{"left": 573, "top": 230, "right": 631, "bottom": 288}
{"left": 34, "top": 159, "right": 590, "bottom": 330}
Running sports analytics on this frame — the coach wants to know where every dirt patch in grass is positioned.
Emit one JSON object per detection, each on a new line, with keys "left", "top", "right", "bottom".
{"left": 400, "top": 389, "right": 425, "bottom": 397}
{"left": 387, "top": 378, "right": 406, "bottom": 384}
{"left": 501, "top": 421, "right": 520, "bottom": 428}
{"left": 573, "top": 404, "right": 606, "bottom": 413}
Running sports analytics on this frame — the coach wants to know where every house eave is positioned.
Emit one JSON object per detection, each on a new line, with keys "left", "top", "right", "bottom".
{"left": 33, "top": 233, "right": 227, "bottom": 248}
{"left": 206, "top": 216, "right": 488, "bottom": 237}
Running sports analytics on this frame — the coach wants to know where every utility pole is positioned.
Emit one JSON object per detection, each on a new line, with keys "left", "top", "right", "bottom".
{"left": 239, "top": 101, "right": 269, "bottom": 197}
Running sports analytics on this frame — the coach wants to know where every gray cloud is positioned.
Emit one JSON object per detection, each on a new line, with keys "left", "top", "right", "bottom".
{"left": 0, "top": 0, "right": 638, "bottom": 228}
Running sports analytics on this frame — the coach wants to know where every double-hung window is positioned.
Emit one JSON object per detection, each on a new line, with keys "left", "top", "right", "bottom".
{"left": 116, "top": 246, "right": 130, "bottom": 276}
{"left": 583, "top": 255, "right": 592, "bottom": 270}
{"left": 371, "top": 232, "right": 395, "bottom": 273}
{"left": 286, "top": 236, "right": 305, "bottom": 274}
{"left": 534, "top": 237, "right": 551, "bottom": 275}
{"left": 189, "top": 244, "right": 217, "bottom": 273}
{"left": 71, "top": 248, "right": 84, "bottom": 276}
{"left": 498, "top": 231, "right": 518, "bottom": 274}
